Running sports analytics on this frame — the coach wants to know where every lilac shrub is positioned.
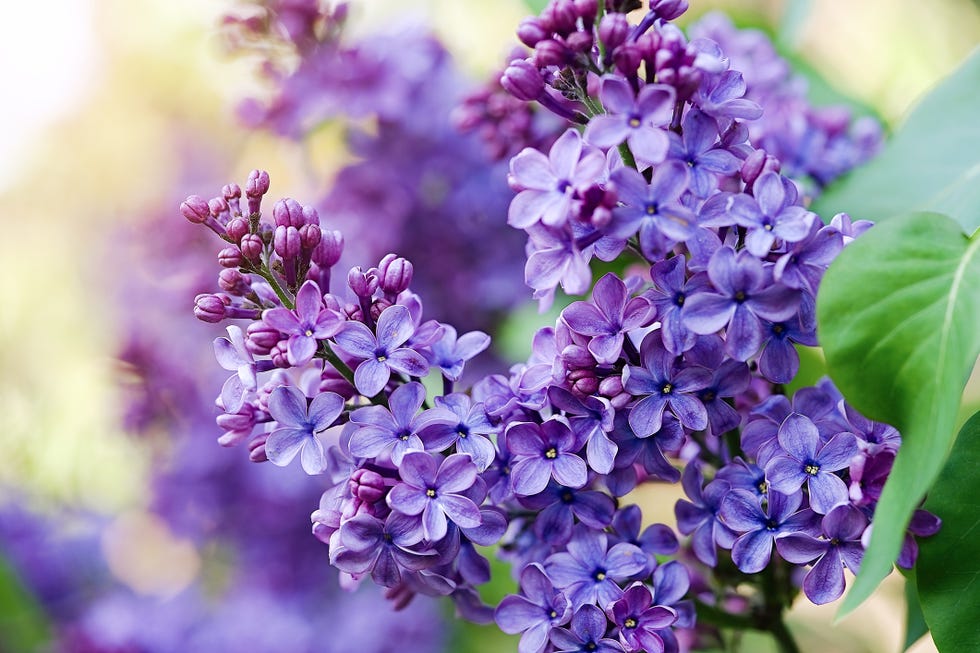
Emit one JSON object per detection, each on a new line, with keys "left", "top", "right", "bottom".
{"left": 175, "top": 1, "right": 942, "bottom": 652}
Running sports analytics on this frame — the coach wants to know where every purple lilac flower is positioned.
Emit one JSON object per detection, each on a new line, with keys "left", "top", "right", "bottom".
{"left": 508, "top": 128, "right": 606, "bottom": 229}
{"left": 387, "top": 452, "right": 483, "bottom": 542}
{"left": 334, "top": 304, "right": 430, "bottom": 397}
{"left": 683, "top": 335, "right": 750, "bottom": 435}
{"left": 561, "top": 272, "right": 654, "bottom": 365}
{"left": 897, "top": 509, "right": 942, "bottom": 569}
{"left": 725, "top": 172, "right": 816, "bottom": 257}
{"left": 772, "top": 219, "right": 843, "bottom": 294}
{"left": 666, "top": 108, "right": 740, "bottom": 197}
{"left": 495, "top": 563, "right": 573, "bottom": 653}
{"left": 549, "top": 604, "right": 624, "bottom": 652}
{"left": 611, "top": 412, "right": 685, "bottom": 485}
{"left": 720, "top": 489, "right": 817, "bottom": 574}
{"left": 213, "top": 325, "right": 259, "bottom": 413}
{"left": 348, "top": 382, "right": 455, "bottom": 465}
{"left": 507, "top": 419, "right": 589, "bottom": 496}
{"left": 776, "top": 504, "right": 867, "bottom": 604}
{"left": 262, "top": 280, "right": 343, "bottom": 366}
{"left": 585, "top": 76, "right": 675, "bottom": 165}
{"left": 548, "top": 387, "right": 617, "bottom": 475}
{"left": 623, "top": 331, "right": 711, "bottom": 436}
{"left": 546, "top": 526, "right": 648, "bottom": 609}
{"left": 609, "top": 163, "right": 697, "bottom": 260}
{"left": 683, "top": 246, "right": 800, "bottom": 361}
{"left": 521, "top": 482, "right": 617, "bottom": 546}
{"left": 610, "top": 505, "right": 679, "bottom": 576}
{"left": 265, "top": 385, "right": 343, "bottom": 474}
{"left": 848, "top": 449, "right": 895, "bottom": 507}
{"left": 841, "top": 402, "right": 901, "bottom": 454}
{"left": 524, "top": 223, "right": 593, "bottom": 306}
{"left": 332, "top": 513, "right": 432, "bottom": 587}
{"left": 764, "top": 413, "right": 858, "bottom": 514}
{"left": 650, "top": 560, "right": 695, "bottom": 629}
{"left": 695, "top": 70, "right": 762, "bottom": 121}
{"left": 420, "top": 393, "right": 498, "bottom": 472}
{"left": 606, "top": 584, "right": 678, "bottom": 653}
{"left": 423, "top": 325, "right": 491, "bottom": 383}
{"left": 675, "top": 465, "right": 736, "bottom": 566}
{"left": 644, "top": 257, "right": 711, "bottom": 354}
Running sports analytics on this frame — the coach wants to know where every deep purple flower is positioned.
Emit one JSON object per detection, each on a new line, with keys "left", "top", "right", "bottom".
{"left": 546, "top": 526, "right": 648, "bottom": 609}
{"left": 765, "top": 413, "right": 858, "bottom": 514}
{"left": 387, "top": 452, "right": 482, "bottom": 541}
{"left": 609, "top": 163, "right": 697, "bottom": 260}
{"left": 610, "top": 505, "right": 679, "bottom": 576}
{"left": 612, "top": 412, "right": 685, "bottom": 484}
{"left": 776, "top": 504, "right": 867, "bottom": 604}
{"left": 521, "top": 482, "right": 616, "bottom": 546}
{"left": 650, "top": 560, "right": 694, "bottom": 628}
{"left": 262, "top": 280, "right": 343, "bottom": 366}
{"left": 548, "top": 387, "right": 617, "bottom": 475}
{"left": 841, "top": 402, "right": 901, "bottom": 454}
{"left": 508, "top": 129, "right": 606, "bottom": 229}
{"left": 585, "top": 76, "right": 675, "bottom": 165}
{"left": 334, "top": 304, "right": 429, "bottom": 397}
{"left": 683, "top": 247, "right": 800, "bottom": 361}
{"left": 332, "top": 513, "right": 432, "bottom": 587}
{"left": 667, "top": 108, "right": 740, "bottom": 197}
{"left": 213, "top": 325, "right": 258, "bottom": 413}
{"left": 265, "top": 385, "right": 343, "bottom": 474}
{"left": 507, "top": 419, "right": 589, "bottom": 495}
{"left": 758, "top": 315, "right": 818, "bottom": 384}
{"left": 549, "top": 604, "right": 624, "bottom": 653}
{"left": 897, "top": 509, "right": 942, "bottom": 569}
{"left": 720, "top": 489, "right": 817, "bottom": 573}
{"left": 772, "top": 220, "right": 843, "bottom": 294}
{"left": 420, "top": 393, "right": 498, "bottom": 472}
{"left": 725, "top": 172, "right": 816, "bottom": 257}
{"left": 562, "top": 273, "right": 655, "bottom": 365}
{"left": 495, "top": 563, "right": 573, "bottom": 653}
{"left": 644, "top": 257, "right": 711, "bottom": 354}
{"left": 695, "top": 70, "right": 762, "bottom": 121}
{"left": 423, "top": 325, "right": 491, "bottom": 382}
{"left": 623, "top": 331, "right": 711, "bottom": 436}
{"left": 684, "top": 335, "right": 751, "bottom": 434}
{"left": 675, "top": 465, "right": 736, "bottom": 566}
{"left": 348, "top": 382, "right": 455, "bottom": 465}
{"left": 606, "top": 584, "right": 678, "bottom": 653}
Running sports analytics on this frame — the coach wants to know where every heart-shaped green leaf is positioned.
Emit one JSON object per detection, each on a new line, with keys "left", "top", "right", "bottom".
{"left": 916, "top": 410, "right": 980, "bottom": 653}
{"left": 816, "top": 211, "right": 980, "bottom": 616}
{"left": 811, "top": 49, "right": 980, "bottom": 233}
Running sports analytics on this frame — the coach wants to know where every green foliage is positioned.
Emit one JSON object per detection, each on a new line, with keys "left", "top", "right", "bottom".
{"left": 916, "top": 410, "right": 980, "bottom": 653}
{"left": 811, "top": 49, "right": 980, "bottom": 232}
{"left": 522, "top": 0, "right": 548, "bottom": 14}
{"left": 816, "top": 211, "right": 980, "bottom": 615}
{"left": 902, "top": 572, "right": 929, "bottom": 651}
{"left": 0, "top": 554, "right": 52, "bottom": 652}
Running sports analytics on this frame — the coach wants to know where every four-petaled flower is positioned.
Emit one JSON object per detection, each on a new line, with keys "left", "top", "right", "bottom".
{"left": 585, "top": 76, "right": 675, "bottom": 165}
{"left": 334, "top": 304, "right": 429, "bottom": 397}
{"left": 265, "top": 384, "right": 344, "bottom": 474}
{"left": 262, "top": 280, "right": 343, "bottom": 366}
{"left": 387, "top": 451, "right": 483, "bottom": 541}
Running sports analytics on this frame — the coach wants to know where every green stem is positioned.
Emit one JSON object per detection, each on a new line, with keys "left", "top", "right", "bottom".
{"left": 618, "top": 142, "right": 638, "bottom": 170}
{"left": 770, "top": 618, "right": 801, "bottom": 653}
{"left": 258, "top": 267, "right": 294, "bottom": 309}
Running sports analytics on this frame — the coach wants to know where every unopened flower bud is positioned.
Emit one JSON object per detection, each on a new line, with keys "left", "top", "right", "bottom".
{"left": 247, "top": 321, "right": 281, "bottom": 356}
{"left": 369, "top": 298, "right": 393, "bottom": 323}
{"left": 218, "top": 246, "right": 243, "bottom": 269}
{"left": 562, "top": 344, "right": 596, "bottom": 369}
{"left": 208, "top": 197, "right": 230, "bottom": 221}
{"left": 516, "top": 17, "right": 548, "bottom": 47}
{"left": 245, "top": 169, "right": 271, "bottom": 215}
{"left": 248, "top": 433, "right": 269, "bottom": 462}
{"left": 273, "top": 198, "right": 304, "bottom": 227}
{"left": 548, "top": 0, "right": 578, "bottom": 34}
{"left": 650, "top": 0, "right": 689, "bottom": 21}
{"left": 274, "top": 225, "right": 302, "bottom": 259}
{"left": 569, "top": 369, "right": 599, "bottom": 396}
{"left": 347, "top": 266, "right": 379, "bottom": 298}
{"left": 225, "top": 217, "right": 249, "bottom": 243}
{"left": 194, "top": 293, "right": 228, "bottom": 323}
{"left": 301, "top": 205, "right": 320, "bottom": 226}
{"left": 349, "top": 468, "right": 387, "bottom": 504}
{"left": 219, "top": 268, "right": 251, "bottom": 295}
{"left": 599, "top": 13, "right": 629, "bottom": 50}
{"left": 741, "top": 149, "right": 780, "bottom": 187}
{"left": 180, "top": 195, "right": 210, "bottom": 223}
{"left": 501, "top": 59, "right": 544, "bottom": 102}
{"left": 241, "top": 233, "right": 263, "bottom": 263}
{"left": 312, "top": 229, "right": 344, "bottom": 267}
{"left": 300, "top": 223, "right": 321, "bottom": 251}
{"left": 216, "top": 410, "right": 256, "bottom": 446}
{"left": 613, "top": 43, "right": 642, "bottom": 76}
{"left": 270, "top": 341, "right": 291, "bottom": 368}
{"left": 575, "top": 0, "right": 598, "bottom": 22}
{"left": 565, "top": 31, "right": 593, "bottom": 54}
{"left": 378, "top": 254, "right": 413, "bottom": 295}
{"left": 599, "top": 375, "right": 624, "bottom": 397}
{"left": 222, "top": 183, "right": 241, "bottom": 201}
{"left": 534, "top": 39, "right": 570, "bottom": 67}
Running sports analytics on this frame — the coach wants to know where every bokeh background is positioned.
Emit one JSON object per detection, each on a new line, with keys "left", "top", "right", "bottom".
{"left": 1, "top": 0, "right": 978, "bottom": 651}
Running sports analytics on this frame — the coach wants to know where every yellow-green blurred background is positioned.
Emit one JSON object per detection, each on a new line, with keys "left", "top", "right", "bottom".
{"left": 0, "top": 0, "right": 978, "bottom": 651}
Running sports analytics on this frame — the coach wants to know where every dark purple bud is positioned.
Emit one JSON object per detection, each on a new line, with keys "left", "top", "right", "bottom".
{"left": 225, "top": 217, "right": 249, "bottom": 243}
{"left": 599, "top": 13, "right": 629, "bottom": 50}
{"left": 534, "top": 39, "right": 570, "bottom": 67}
{"left": 350, "top": 468, "right": 387, "bottom": 504}
{"left": 378, "top": 253, "right": 414, "bottom": 295}
{"left": 516, "top": 17, "right": 548, "bottom": 47}
{"left": 569, "top": 369, "right": 599, "bottom": 396}
{"left": 613, "top": 43, "right": 642, "bottom": 76}
{"left": 180, "top": 195, "right": 210, "bottom": 224}
{"left": 369, "top": 298, "right": 393, "bottom": 322}
{"left": 562, "top": 344, "right": 596, "bottom": 368}
{"left": 599, "top": 375, "right": 624, "bottom": 398}
{"left": 218, "top": 246, "right": 242, "bottom": 268}
{"left": 194, "top": 293, "right": 227, "bottom": 323}
{"left": 300, "top": 223, "right": 321, "bottom": 251}
{"left": 565, "top": 31, "right": 593, "bottom": 54}
{"left": 274, "top": 225, "right": 302, "bottom": 259}
{"left": 348, "top": 266, "right": 379, "bottom": 298}
{"left": 218, "top": 268, "right": 251, "bottom": 295}
{"left": 273, "top": 198, "right": 304, "bottom": 227}
{"left": 301, "top": 205, "right": 320, "bottom": 226}
{"left": 270, "top": 341, "right": 291, "bottom": 368}
{"left": 575, "top": 0, "right": 598, "bottom": 22}
{"left": 248, "top": 433, "right": 269, "bottom": 463}
{"left": 501, "top": 59, "right": 545, "bottom": 102}
{"left": 247, "top": 321, "right": 281, "bottom": 355}
{"left": 245, "top": 169, "right": 270, "bottom": 215}
{"left": 241, "top": 233, "right": 263, "bottom": 263}
{"left": 312, "top": 229, "right": 344, "bottom": 267}
{"left": 650, "top": 0, "right": 689, "bottom": 21}
{"left": 549, "top": 0, "right": 578, "bottom": 34}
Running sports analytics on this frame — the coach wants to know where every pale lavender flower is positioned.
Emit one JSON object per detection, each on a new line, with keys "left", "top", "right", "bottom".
{"left": 420, "top": 393, "right": 498, "bottom": 472}
{"left": 334, "top": 304, "right": 429, "bottom": 397}
{"left": 585, "top": 76, "right": 675, "bottom": 165}
{"left": 387, "top": 452, "right": 483, "bottom": 542}
{"left": 266, "top": 385, "right": 343, "bottom": 474}
{"left": 549, "top": 604, "right": 624, "bottom": 653}
{"left": 508, "top": 419, "right": 589, "bottom": 496}
{"left": 727, "top": 172, "right": 816, "bottom": 257}
{"left": 561, "top": 273, "right": 654, "bottom": 365}
{"left": 495, "top": 564, "right": 572, "bottom": 653}
{"left": 213, "top": 325, "right": 258, "bottom": 413}
{"left": 609, "top": 163, "right": 697, "bottom": 260}
{"left": 423, "top": 325, "right": 491, "bottom": 382}
{"left": 666, "top": 108, "right": 740, "bottom": 197}
{"left": 262, "top": 280, "right": 343, "bottom": 366}
{"left": 545, "top": 526, "right": 648, "bottom": 609}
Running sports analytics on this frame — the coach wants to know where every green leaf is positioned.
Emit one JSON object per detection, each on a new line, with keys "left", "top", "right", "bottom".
{"left": 916, "top": 410, "right": 980, "bottom": 653}
{"left": 903, "top": 572, "right": 929, "bottom": 651}
{"left": 0, "top": 554, "right": 52, "bottom": 651}
{"left": 811, "top": 49, "right": 980, "bottom": 232}
{"left": 815, "top": 211, "right": 980, "bottom": 616}
{"left": 522, "top": 0, "right": 548, "bottom": 14}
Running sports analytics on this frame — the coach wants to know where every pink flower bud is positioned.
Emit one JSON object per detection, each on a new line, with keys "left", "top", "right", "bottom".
{"left": 501, "top": 59, "right": 544, "bottom": 102}
{"left": 377, "top": 253, "right": 414, "bottom": 295}
{"left": 180, "top": 195, "right": 210, "bottom": 223}
{"left": 225, "top": 217, "right": 249, "bottom": 243}
{"left": 246, "top": 321, "right": 280, "bottom": 356}
{"left": 273, "top": 198, "right": 304, "bottom": 227}
{"left": 347, "top": 266, "right": 379, "bottom": 298}
{"left": 219, "top": 268, "right": 251, "bottom": 295}
{"left": 312, "top": 229, "right": 344, "bottom": 267}
{"left": 300, "top": 223, "right": 321, "bottom": 251}
{"left": 218, "top": 246, "right": 243, "bottom": 268}
{"left": 274, "top": 225, "right": 302, "bottom": 259}
{"left": 516, "top": 17, "right": 548, "bottom": 47}
{"left": 194, "top": 293, "right": 227, "bottom": 323}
